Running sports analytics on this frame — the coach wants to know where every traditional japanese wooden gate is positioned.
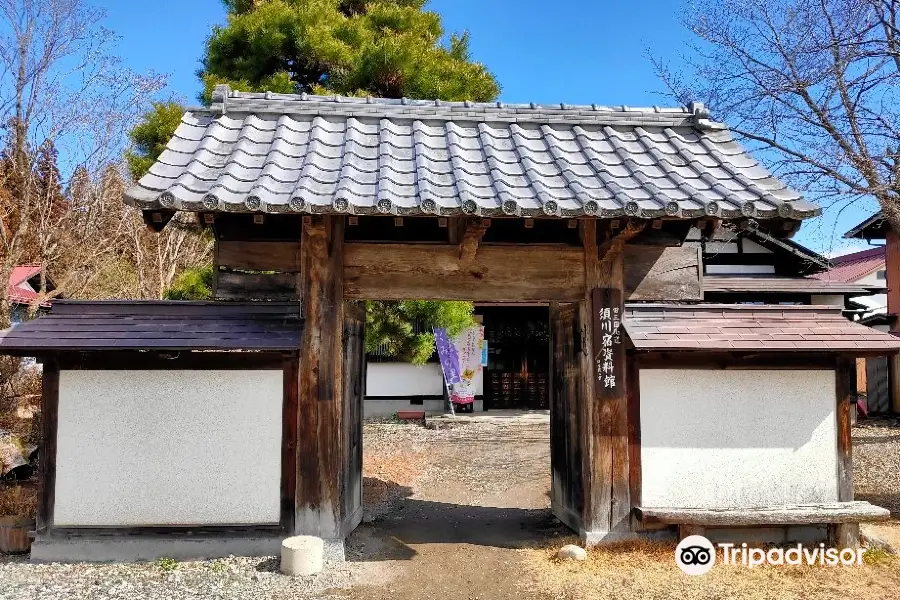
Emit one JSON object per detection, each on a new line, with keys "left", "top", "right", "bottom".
{"left": 116, "top": 86, "right": 823, "bottom": 548}
{"left": 283, "top": 213, "right": 669, "bottom": 544}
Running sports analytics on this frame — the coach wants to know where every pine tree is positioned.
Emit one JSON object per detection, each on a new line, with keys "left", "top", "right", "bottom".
{"left": 133, "top": 0, "right": 494, "bottom": 361}
{"left": 128, "top": 0, "right": 499, "bottom": 177}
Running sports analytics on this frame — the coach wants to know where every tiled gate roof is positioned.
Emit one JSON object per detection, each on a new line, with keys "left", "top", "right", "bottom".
{"left": 124, "top": 85, "right": 820, "bottom": 220}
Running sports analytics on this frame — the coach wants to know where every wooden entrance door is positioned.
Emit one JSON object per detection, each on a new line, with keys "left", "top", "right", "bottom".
{"left": 340, "top": 302, "right": 366, "bottom": 536}
{"left": 549, "top": 303, "right": 584, "bottom": 533}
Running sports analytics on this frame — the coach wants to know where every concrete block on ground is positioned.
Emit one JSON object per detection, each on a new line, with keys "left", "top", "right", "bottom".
{"left": 281, "top": 536, "right": 324, "bottom": 576}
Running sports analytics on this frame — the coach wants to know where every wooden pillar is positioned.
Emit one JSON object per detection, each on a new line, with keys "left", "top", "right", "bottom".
{"left": 832, "top": 356, "right": 858, "bottom": 548}
{"left": 578, "top": 220, "right": 602, "bottom": 534}
{"left": 37, "top": 356, "right": 60, "bottom": 535}
{"left": 578, "top": 220, "right": 641, "bottom": 542}
{"left": 886, "top": 230, "right": 900, "bottom": 413}
{"left": 296, "top": 215, "right": 346, "bottom": 538}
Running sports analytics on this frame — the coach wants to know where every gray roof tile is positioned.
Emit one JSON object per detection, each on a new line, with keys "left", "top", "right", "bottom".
{"left": 125, "top": 86, "right": 821, "bottom": 219}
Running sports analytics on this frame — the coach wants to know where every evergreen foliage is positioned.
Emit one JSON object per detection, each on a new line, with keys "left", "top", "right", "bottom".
{"left": 129, "top": 0, "right": 497, "bottom": 361}
{"left": 163, "top": 265, "right": 215, "bottom": 300}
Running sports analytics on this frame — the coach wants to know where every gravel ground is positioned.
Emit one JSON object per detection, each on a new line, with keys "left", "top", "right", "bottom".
{"left": 2, "top": 416, "right": 900, "bottom": 600}
{"left": 853, "top": 416, "right": 900, "bottom": 516}
{"left": 0, "top": 554, "right": 386, "bottom": 600}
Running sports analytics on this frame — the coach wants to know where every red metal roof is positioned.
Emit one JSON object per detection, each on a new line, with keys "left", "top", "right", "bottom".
{"left": 7, "top": 264, "right": 49, "bottom": 307}
{"left": 811, "top": 247, "right": 885, "bottom": 283}
{"left": 625, "top": 304, "right": 900, "bottom": 354}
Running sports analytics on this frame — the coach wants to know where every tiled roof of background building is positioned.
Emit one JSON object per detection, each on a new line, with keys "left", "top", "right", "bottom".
{"left": 811, "top": 247, "right": 884, "bottom": 283}
{"left": 124, "top": 85, "right": 820, "bottom": 220}
{"left": 7, "top": 264, "right": 48, "bottom": 307}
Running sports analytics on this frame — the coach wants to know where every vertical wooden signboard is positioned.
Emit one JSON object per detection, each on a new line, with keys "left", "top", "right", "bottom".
{"left": 591, "top": 288, "right": 625, "bottom": 403}
{"left": 590, "top": 287, "right": 629, "bottom": 533}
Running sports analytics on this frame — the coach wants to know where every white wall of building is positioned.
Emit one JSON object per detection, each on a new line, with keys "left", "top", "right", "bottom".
{"left": 366, "top": 362, "right": 444, "bottom": 397}
{"left": 741, "top": 238, "right": 772, "bottom": 253}
{"left": 365, "top": 361, "right": 483, "bottom": 397}
{"left": 705, "top": 264, "right": 776, "bottom": 275}
{"left": 54, "top": 370, "right": 283, "bottom": 526}
{"left": 364, "top": 361, "right": 484, "bottom": 418}
{"left": 851, "top": 267, "right": 887, "bottom": 311}
{"left": 810, "top": 294, "right": 846, "bottom": 307}
{"left": 640, "top": 369, "right": 838, "bottom": 508}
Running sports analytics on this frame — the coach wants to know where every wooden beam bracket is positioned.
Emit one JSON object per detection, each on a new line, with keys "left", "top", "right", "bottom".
{"left": 458, "top": 217, "right": 491, "bottom": 262}
{"left": 598, "top": 221, "right": 646, "bottom": 262}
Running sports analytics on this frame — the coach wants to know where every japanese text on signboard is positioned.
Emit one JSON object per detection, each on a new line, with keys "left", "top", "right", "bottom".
{"left": 591, "top": 287, "right": 624, "bottom": 396}
{"left": 597, "top": 307, "right": 622, "bottom": 388}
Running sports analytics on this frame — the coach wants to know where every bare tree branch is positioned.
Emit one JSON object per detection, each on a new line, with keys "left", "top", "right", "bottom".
{"left": 652, "top": 0, "right": 900, "bottom": 233}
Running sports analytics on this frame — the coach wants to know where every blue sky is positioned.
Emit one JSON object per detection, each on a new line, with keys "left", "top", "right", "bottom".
{"left": 93, "top": 0, "right": 877, "bottom": 254}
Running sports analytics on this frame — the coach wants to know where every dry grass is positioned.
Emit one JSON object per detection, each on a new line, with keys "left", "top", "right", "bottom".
{"left": 0, "top": 484, "right": 37, "bottom": 518}
{"left": 519, "top": 538, "right": 900, "bottom": 600}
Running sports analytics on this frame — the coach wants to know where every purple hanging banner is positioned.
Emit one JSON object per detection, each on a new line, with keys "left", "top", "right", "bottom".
{"left": 434, "top": 328, "right": 462, "bottom": 386}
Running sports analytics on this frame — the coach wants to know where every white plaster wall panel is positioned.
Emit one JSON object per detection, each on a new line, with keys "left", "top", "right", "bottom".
{"left": 852, "top": 268, "right": 887, "bottom": 310}
{"left": 640, "top": 369, "right": 838, "bottom": 508}
{"left": 705, "top": 242, "right": 739, "bottom": 254}
{"left": 810, "top": 294, "right": 846, "bottom": 307}
{"left": 705, "top": 264, "right": 776, "bottom": 275}
{"left": 54, "top": 370, "right": 283, "bottom": 526}
{"left": 364, "top": 399, "right": 484, "bottom": 418}
{"left": 741, "top": 239, "right": 773, "bottom": 253}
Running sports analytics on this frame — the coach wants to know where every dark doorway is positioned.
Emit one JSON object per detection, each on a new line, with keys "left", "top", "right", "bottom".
{"left": 477, "top": 306, "right": 550, "bottom": 411}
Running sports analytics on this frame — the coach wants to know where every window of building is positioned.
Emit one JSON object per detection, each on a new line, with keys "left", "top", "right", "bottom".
{"left": 877, "top": 270, "right": 887, "bottom": 280}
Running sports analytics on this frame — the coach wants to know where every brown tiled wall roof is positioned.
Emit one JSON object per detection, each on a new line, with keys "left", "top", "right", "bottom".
{"left": 0, "top": 301, "right": 302, "bottom": 353}
{"left": 624, "top": 304, "right": 900, "bottom": 353}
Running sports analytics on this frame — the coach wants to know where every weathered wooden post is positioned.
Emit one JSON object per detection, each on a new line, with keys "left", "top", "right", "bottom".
{"left": 296, "top": 215, "right": 348, "bottom": 554}
{"left": 578, "top": 220, "right": 642, "bottom": 543}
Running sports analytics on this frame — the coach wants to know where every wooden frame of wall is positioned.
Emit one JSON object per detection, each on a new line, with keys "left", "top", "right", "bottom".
{"left": 35, "top": 351, "right": 299, "bottom": 541}
{"left": 625, "top": 350, "right": 859, "bottom": 543}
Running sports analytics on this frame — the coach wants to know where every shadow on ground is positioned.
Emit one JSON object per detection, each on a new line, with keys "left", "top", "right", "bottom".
{"left": 348, "top": 495, "right": 569, "bottom": 562}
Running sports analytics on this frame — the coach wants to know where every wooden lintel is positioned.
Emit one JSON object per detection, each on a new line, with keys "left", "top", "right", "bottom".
{"left": 217, "top": 240, "right": 301, "bottom": 273}
{"left": 343, "top": 241, "right": 698, "bottom": 303}
{"left": 343, "top": 242, "right": 583, "bottom": 302}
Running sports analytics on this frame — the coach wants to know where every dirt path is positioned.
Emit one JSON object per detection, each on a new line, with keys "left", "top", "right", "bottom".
{"left": 347, "top": 417, "right": 900, "bottom": 600}
{"left": 346, "top": 420, "right": 566, "bottom": 600}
